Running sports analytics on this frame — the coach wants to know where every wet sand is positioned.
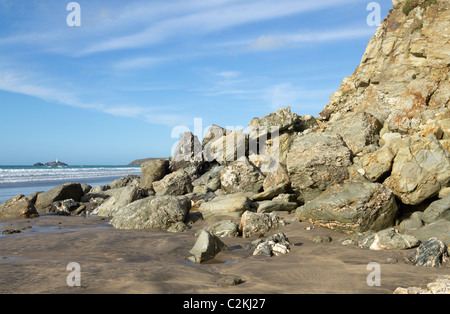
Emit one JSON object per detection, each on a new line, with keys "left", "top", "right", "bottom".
{"left": 0, "top": 213, "right": 448, "bottom": 294}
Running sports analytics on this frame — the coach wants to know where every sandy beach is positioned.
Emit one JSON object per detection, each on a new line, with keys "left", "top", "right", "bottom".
{"left": 0, "top": 213, "right": 447, "bottom": 294}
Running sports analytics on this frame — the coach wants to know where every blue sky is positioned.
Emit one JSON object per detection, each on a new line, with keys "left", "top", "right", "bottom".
{"left": 0, "top": 0, "right": 391, "bottom": 165}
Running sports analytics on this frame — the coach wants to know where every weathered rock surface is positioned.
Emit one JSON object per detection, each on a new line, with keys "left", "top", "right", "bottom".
{"left": 139, "top": 159, "right": 169, "bottom": 192}
{"left": 0, "top": 195, "right": 39, "bottom": 219}
{"left": 326, "top": 111, "right": 383, "bottom": 155}
{"left": 203, "top": 128, "right": 248, "bottom": 163}
{"left": 252, "top": 232, "right": 291, "bottom": 257}
{"left": 256, "top": 200, "right": 297, "bottom": 214}
{"left": 342, "top": 228, "right": 420, "bottom": 250}
{"left": 197, "top": 193, "right": 252, "bottom": 219}
{"left": 421, "top": 194, "right": 450, "bottom": 224}
{"left": 323, "top": 0, "right": 449, "bottom": 138}
{"left": 189, "top": 230, "right": 228, "bottom": 263}
{"left": 409, "top": 219, "right": 450, "bottom": 246}
{"left": 286, "top": 132, "right": 353, "bottom": 202}
{"left": 152, "top": 169, "right": 193, "bottom": 196}
{"left": 406, "top": 237, "right": 449, "bottom": 267}
{"left": 384, "top": 135, "right": 450, "bottom": 205}
{"left": 240, "top": 210, "right": 285, "bottom": 238}
{"left": 394, "top": 275, "right": 450, "bottom": 294}
{"left": 251, "top": 183, "right": 291, "bottom": 201}
{"left": 110, "top": 195, "right": 191, "bottom": 230}
{"left": 195, "top": 220, "right": 240, "bottom": 238}
{"left": 94, "top": 185, "right": 142, "bottom": 217}
{"left": 34, "top": 183, "right": 84, "bottom": 213}
{"left": 297, "top": 180, "right": 398, "bottom": 233}
{"left": 220, "top": 157, "right": 265, "bottom": 194}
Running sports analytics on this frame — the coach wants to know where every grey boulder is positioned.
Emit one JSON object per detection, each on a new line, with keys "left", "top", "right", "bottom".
{"left": 297, "top": 180, "right": 398, "bottom": 233}
{"left": 110, "top": 195, "right": 191, "bottom": 231}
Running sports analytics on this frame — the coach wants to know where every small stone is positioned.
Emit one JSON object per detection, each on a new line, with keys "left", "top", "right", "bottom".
{"left": 312, "top": 235, "right": 332, "bottom": 243}
{"left": 218, "top": 276, "right": 243, "bottom": 287}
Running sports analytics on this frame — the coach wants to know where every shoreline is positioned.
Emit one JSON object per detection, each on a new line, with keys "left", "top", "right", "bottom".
{"left": 0, "top": 213, "right": 447, "bottom": 294}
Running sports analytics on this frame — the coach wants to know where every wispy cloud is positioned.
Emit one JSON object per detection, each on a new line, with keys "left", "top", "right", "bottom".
{"left": 0, "top": 66, "right": 186, "bottom": 127}
{"left": 79, "top": 0, "right": 359, "bottom": 55}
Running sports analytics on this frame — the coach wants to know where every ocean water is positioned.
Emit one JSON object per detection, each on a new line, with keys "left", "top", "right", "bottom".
{"left": 0, "top": 165, "right": 141, "bottom": 205}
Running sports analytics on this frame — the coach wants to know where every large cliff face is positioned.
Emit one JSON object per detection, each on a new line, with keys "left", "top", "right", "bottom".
{"left": 322, "top": 0, "right": 449, "bottom": 141}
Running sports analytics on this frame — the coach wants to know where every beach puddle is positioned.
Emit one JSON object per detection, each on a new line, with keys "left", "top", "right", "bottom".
{"left": 0, "top": 223, "right": 112, "bottom": 237}
{"left": 184, "top": 258, "right": 236, "bottom": 266}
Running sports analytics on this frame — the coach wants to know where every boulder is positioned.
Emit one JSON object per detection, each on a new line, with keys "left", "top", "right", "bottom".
{"left": 409, "top": 219, "right": 450, "bottom": 246}
{"left": 172, "top": 131, "right": 203, "bottom": 163}
{"left": 248, "top": 106, "right": 306, "bottom": 133}
{"left": 348, "top": 145, "right": 395, "bottom": 182}
{"left": 80, "top": 183, "right": 92, "bottom": 195}
{"left": 262, "top": 162, "right": 291, "bottom": 191}
{"left": 297, "top": 180, "right": 398, "bottom": 233}
{"left": 286, "top": 132, "right": 352, "bottom": 202}
{"left": 421, "top": 194, "right": 450, "bottom": 224}
{"left": 195, "top": 220, "right": 240, "bottom": 238}
{"left": 251, "top": 183, "right": 291, "bottom": 201}
{"left": 203, "top": 129, "right": 248, "bottom": 164}
{"left": 108, "top": 175, "right": 140, "bottom": 189}
{"left": 110, "top": 195, "right": 191, "bottom": 231}
{"left": 188, "top": 230, "right": 228, "bottom": 264}
{"left": 34, "top": 183, "right": 84, "bottom": 212}
{"left": 239, "top": 210, "right": 286, "bottom": 238}
{"left": 94, "top": 185, "right": 142, "bottom": 217}
{"left": 384, "top": 135, "right": 450, "bottom": 205}
{"left": 406, "top": 237, "right": 449, "bottom": 267}
{"left": 152, "top": 169, "right": 193, "bottom": 196}
{"left": 326, "top": 112, "right": 383, "bottom": 155}
{"left": 252, "top": 232, "right": 291, "bottom": 257}
{"left": 398, "top": 211, "right": 424, "bottom": 233}
{"left": 0, "top": 195, "right": 39, "bottom": 219}
{"left": 197, "top": 193, "right": 252, "bottom": 219}
{"left": 220, "top": 157, "right": 265, "bottom": 194}
{"left": 342, "top": 228, "right": 420, "bottom": 250}
{"left": 256, "top": 200, "right": 297, "bottom": 213}
{"left": 191, "top": 165, "right": 224, "bottom": 187}
{"left": 50, "top": 199, "right": 81, "bottom": 216}
{"left": 140, "top": 159, "right": 169, "bottom": 192}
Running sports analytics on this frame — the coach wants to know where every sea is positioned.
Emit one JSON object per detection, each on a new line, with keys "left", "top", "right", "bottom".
{"left": 0, "top": 165, "right": 141, "bottom": 205}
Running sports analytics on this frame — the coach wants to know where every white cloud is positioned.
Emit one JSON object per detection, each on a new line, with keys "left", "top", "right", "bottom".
{"left": 0, "top": 67, "right": 184, "bottom": 127}
{"left": 80, "top": 0, "right": 359, "bottom": 55}
{"left": 247, "top": 34, "right": 285, "bottom": 51}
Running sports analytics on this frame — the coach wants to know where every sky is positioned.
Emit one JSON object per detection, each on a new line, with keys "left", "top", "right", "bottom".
{"left": 0, "top": 0, "right": 391, "bottom": 165}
